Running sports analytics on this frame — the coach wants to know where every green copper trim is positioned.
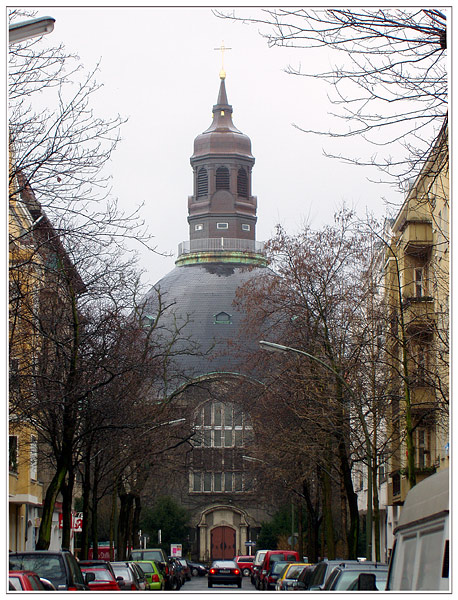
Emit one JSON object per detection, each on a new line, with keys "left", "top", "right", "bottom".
{"left": 175, "top": 250, "right": 267, "bottom": 267}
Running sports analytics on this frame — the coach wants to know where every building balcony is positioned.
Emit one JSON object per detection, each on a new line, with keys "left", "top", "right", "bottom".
{"left": 178, "top": 238, "right": 266, "bottom": 257}
{"left": 400, "top": 221, "right": 433, "bottom": 255}
{"left": 388, "top": 468, "right": 436, "bottom": 505}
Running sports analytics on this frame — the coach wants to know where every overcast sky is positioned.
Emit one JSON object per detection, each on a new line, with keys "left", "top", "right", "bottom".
{"left": 15, "top": 6, "right": 414, "bottom": 286}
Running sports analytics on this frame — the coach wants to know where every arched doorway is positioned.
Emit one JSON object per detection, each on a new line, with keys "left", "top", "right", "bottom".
{"left": 211, "top": 526, "right": 236, "bottom": 560}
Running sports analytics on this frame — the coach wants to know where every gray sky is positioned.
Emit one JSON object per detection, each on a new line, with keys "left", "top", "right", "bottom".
{"left": 17, "top": 6, "right": 405, "bottom": 285}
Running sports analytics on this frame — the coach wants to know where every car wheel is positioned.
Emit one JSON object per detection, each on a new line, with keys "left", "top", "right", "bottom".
{"left": 243, "top": 568, "right": 251, "bottom": 577}
{"left": 192, "top": 568, "right": 198, "bottom": 577}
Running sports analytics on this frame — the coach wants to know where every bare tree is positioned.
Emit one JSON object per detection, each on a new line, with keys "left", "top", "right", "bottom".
{"left": 216, "top": 8, "right": 447, "bottom": 188}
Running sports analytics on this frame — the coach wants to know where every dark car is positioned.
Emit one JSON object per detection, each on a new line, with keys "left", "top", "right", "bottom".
{"left": 130, "top": 548, "right": 178, "bottom": 589}
{"left": 9, "top": 570, "right": 55, "bottom": 591}
{"left": 262, "top": 560, "right": 292, "bottom": 590}
{"left": 291, "top": 564, "right": 316, "bottom": 590}
{"left": 208, "top": 559, "right": 242, "bottom": 589}
{"left": 188, "top": 561, "right": 208, "bottom": 576}
{"left": 169, "top": 557, "right": 185, "bottom": 588}
{"left": 177, "top": 558, "right": 192, "bottom": 581}
{"left": 306, "top": 559, "right": 362, "bottom": 591}
{"left": 323, "top": 562, "right": 389, "bottom": 591}
{"left": 9, "top": 550, "right": 90, "bottom": 591}
{"left": 111, "top": 561, "right": 144, "bottom": 590}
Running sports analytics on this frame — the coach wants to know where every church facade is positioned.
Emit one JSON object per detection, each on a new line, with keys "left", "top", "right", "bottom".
{"left": 141, "top": 72, "right": 276, "bottom": 562}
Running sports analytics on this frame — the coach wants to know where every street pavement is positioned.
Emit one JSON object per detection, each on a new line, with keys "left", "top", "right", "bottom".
{"left": 180, "top": 575, "right": 253, "bottom": 592}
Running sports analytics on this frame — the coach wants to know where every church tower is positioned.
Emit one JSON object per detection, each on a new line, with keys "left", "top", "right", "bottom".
{"left": 142, "top": 71, "right": 273, "bottom": 562}
{"left": 177, "top": 72, "right": 265, "bottom": 268}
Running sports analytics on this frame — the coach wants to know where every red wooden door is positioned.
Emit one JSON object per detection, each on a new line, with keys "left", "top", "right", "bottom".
{"left": 211, "top": 526, "right": 236, "bottom": 560}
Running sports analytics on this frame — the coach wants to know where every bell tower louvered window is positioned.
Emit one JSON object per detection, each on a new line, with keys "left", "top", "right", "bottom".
{"left": 216, "top": 166, "right": 230, "bottom": 190}
{"left": 237, "top": 168, "right": 248, "bottom": 197}
{"left": 197, "top": 167, "right": 208, "bottom": 197}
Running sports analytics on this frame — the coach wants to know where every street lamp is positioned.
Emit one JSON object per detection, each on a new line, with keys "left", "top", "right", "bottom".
{"left": 9, "top": 16, "right": 55, "bottom": 44}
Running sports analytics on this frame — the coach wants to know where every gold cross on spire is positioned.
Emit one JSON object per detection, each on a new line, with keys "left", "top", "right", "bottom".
{"left": 214, "top": 40, "right": 231, "bottom": 80}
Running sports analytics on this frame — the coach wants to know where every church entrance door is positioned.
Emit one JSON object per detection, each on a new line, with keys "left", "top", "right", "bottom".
{"left": 211, "top": 526, "right": 236, "bottom": 560}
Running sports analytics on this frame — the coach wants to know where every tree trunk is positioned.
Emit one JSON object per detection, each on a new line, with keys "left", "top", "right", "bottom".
{"left": 80, "top": 450, "right": 92, "bottom": 560}
{"left": 117, "top": 491, "right": 134, "bottom": 560}
{"left": 321, "top": 467, "right": 335, "bottom": 559}
{"left": 91, "top": 462, "right": 99, "bottom": 559}
{"left": 132, "top": 495, "right": 141, "bottom": 551}
{"left": 110, "top": 477, "right": 118, "bottom": 561}
{"left": 302, "top": 477, "right": 321, "bottom": 563}
{"left": 36, "top": 463, "right": 68, "bottom": 550}
{"left": 61, "top": 468, "right": 75, "bottom": 550}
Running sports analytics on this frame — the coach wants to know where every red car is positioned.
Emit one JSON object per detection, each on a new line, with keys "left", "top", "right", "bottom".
{"left": 234, "top": 555, "right": 255, "bottom": 577}
{"left": 9, "top": 570, "right": 55, "bottom": 591}
{"left": 80, "top": 566, "right": 121, "bottom": 591}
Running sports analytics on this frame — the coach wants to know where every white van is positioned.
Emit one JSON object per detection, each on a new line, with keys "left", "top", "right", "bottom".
{"left": 386, "top": 468, "right": 449, "bottom": 591}
{"left": 251, "top": 549, "right": 268, "bottom": 586}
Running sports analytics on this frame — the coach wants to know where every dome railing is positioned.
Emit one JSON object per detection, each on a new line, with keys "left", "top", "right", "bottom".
{"left": 178, "top": 238, "right": 265, "bottom": 256}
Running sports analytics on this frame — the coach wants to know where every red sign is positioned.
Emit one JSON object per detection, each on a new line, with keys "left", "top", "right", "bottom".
{"left": 58, "top": 512, "right": 83, "bottom": 531}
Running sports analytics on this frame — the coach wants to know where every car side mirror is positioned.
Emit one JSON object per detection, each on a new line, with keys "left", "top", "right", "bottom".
{"left": 357, "top": 573, "right": 377, "bottom": 590}
{"left": 85, "top": 572, "right": 96, "bottom": 584}
{"left": 39, "top": 578, "right": 56, "bottom": 591}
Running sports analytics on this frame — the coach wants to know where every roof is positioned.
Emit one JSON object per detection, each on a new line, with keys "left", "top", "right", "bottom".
{"left": 142, "top": 261, "right": 271, "bottom": 382}
{"left": 396, "top": 469, "right": 449, "bottom": 532}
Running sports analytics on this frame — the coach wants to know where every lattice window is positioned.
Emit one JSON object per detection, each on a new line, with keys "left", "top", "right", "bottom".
{"left": 237, "top": 168, "right": 248, "bottom": 197}
{"left": 197, "top": 167, "right": 208, "bottom": 197}
{"left": 216, "top": 166, "right": 230, "bottom": 190}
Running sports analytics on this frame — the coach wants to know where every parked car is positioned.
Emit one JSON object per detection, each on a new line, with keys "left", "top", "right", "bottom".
{"left": 257, "top": 549, "right": 301, "bottom": 590}
{"left": 323, "top": 562, "right": 389, "bottom": 591}
{"left": 262, "top": 560, "right": 292, "bottom": 590}
{"left": 79, "top": 559, "right": 116, "bottom": 580}
{"left": 177, "top": 558, "right": 192, "bottom": 581}
{"left": 275, "top": 562, "right": 311, "bottom": 590}
{"left": 234, "top": 555, "right": 254, "bottom": 577}
{"left": 80, "top": 566, "right": 121, "bottom": 591}
{"left": 169, "top": 557, "right": 185, "bottom": 588}
{"left": 188, "top": 561, "right": 208, "bottom": 576}
{"left": 9, "top": 550, "right": 90, "bottom": 591}
{"left": 291, "top": 564, "right": 316, "bottom": 590}
{"left": 251, "top": 549, "right": 268, "bottom": 585}
{"left": 134, "top": 560, "right": 165, "bottom": 590}
{"left": 8, "top": 570, "right": 55, "bottom": 591}
{"left": 111, "top": 561, "right": 144, "bottom": 590}
{"left": 130, "top": 548, "right": 177, "bottom": 589}
{"left": 305, "top": 559, "right": 362, "bottom": 591}
{"left": 208, "top": 560, "right": 242, "bottom": 589}
{"left": 386, "top": 468, "right": 449, "bottom": 591}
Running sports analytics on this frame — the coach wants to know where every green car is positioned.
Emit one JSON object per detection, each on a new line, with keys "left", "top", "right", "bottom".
{"left": 134, "top": 561, "right": 165, "bottom": 591}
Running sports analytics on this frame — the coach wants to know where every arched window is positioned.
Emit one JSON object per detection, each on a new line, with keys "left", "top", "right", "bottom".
{"left": 197, "top": 167, "right": 208, "bottom": 197}
{"left": 193, "top": 401, "right": 253, "bottom": 448}
{"left": 216, "top": 166, "right": 230, "bottom": 190}
{"left": 237, "top": 168, "right": 248, "bottom": 197}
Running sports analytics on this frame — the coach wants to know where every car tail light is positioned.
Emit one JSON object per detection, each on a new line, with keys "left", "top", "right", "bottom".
{"left": 233, "top": 569, "right": 240, "bottom": 575}
{"left": 209, "top": 569, "right": 216, "bottom": 575}
{"left": 68, "top": 587, "right": 77, "bottom": 591}
{"left": 130, "top": 583, "right": 137, "bottom": 590}
{"left": 152, "top": 574, "right": 159, "bottom": 583}
{"left": 165, "top": 566, "right": 169, "bottom": 574}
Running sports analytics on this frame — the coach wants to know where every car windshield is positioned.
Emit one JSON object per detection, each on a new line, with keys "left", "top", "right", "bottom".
{"left": 112, "top": 566, "right": 131, "bottom": 581}
{"left": 132, "top": 550, "right": 163, "bottom": 561}
{"left": 335, "top": 570, "right": 388, "bottom": 591}
{"left": 84, "top": 568, "right": 114, "bottom": 582}
{"left": 272, "top": 562, "right": 290, "bottom": 574}
{"left": 9, "top": 555, "right": 66, "bottom": 587}
{"left": 285, "top": 565, "right": 306, "bottom": 579}
{"left": 137, "top": 563, "right": 155, "bottom": 574}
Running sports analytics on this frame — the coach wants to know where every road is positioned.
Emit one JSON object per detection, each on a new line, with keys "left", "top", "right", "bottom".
{"left": 181, "top": 575, "right": 253, "bottom": 592}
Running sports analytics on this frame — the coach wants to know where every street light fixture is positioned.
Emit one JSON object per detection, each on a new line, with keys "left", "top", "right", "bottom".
{"left": 9, "top": 16, "right": 55, "bottom": 44}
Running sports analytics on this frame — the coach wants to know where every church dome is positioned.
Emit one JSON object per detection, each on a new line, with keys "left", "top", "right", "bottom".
{"left": 191, "top": 77, "right": 253, "bottom": 160}
{"left": 142, "top": 262, "right": 270, "bottom": 381}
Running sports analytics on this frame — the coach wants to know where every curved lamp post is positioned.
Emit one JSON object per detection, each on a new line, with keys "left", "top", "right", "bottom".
{"left": 9, "top": 16, "right": 55, "bottom": 44}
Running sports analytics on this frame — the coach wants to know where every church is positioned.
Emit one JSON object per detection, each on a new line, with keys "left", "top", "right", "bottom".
{"left": 141, "top": 68, "right": 277, "bottom": 562}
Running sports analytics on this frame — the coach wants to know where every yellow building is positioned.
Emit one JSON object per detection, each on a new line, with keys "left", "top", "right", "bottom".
{"left": 384, "top": 117, "right": 449, "bottom": 546}
{"left": 9, "top": 168, "right": 44, "bottom": 551}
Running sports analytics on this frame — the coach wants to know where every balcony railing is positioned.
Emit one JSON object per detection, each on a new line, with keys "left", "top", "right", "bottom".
{"left": 178, "top": 238, "right": 266, "bottom": 257}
